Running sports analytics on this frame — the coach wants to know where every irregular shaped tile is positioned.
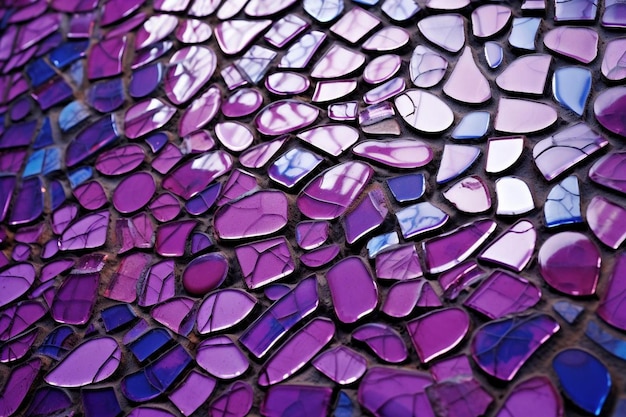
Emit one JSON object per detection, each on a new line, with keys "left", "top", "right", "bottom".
{"left": 259, "top": 317, "right": 334, "bottom": 386}
{"left": 44, "top": 337, "right": 120, "bottom": 388}
{"left": 196, "top": 289, "right": 256, "bottom": 334}
{"left": 587, "top": 195, "right": 626, "bottom": 249}
{"left": 479, "top": 220, "right": 536, "bottom": 271}
{"left": 452, "top": 111, "right": 490, "bottom": 140}
{"left": 312, "top": 79, "right": 358, "bottom": 103}
{"left": 214, "top": 20, "right": 272, "bottom": 55}
{"left": 330, "top": 7, "right": 380, "bottom": 44}
{"left": 255, "top": 100, "right": 319, "bottom": 136}
{"left": 362, "top": 27, "right": 410, "bottom": 51}
{"left": 165, "top": 46, "right": 216, "bottom": 105}
{"left": 426, "top": 378, "right": 493, "bottom": 417}
{"left": 235, "top": 236, "right": 294, "bottom": 289}
{"left": 353, "top": 139, "right": 432, "bottom": 169}
{"left": 279, "top": 31, "right": 326, "bottom": 69}
{"left": 0, "top": 263, "right": 35, "bottom": 309}
{"left": 471, "top": 5, "right": 511, "bottom": 38}
{"left": 234, "top": 45, "right": 276, "bottom": 84}
{"left": 586, "top": 320, "right": 626, "bottom": 361}
{"left": 269, "top": 148, "right": 323, "bottom": 188}
{"left": 396, "top": 202, "right": 449, "bottom": 239}
{"left": 436, "top": 144, "right": 480, "bottom": 184}
{"left": 375, "top": 244, "right": 423, "bottom": 280}
{"left": 495, "top": 376, "right": 563, "bottom": 417}
{"left": 353, "top": 323, "right": 408, "bottom": 363}
{"left": 603, "top": 0, "right": 626, "bottom": 27}
{"left": 443, "top": 176, "right": 491, "bottom": 214}
{"left": 240, "top": 137, "right": 288, "bottom": 169}
{"left": 155, "top": 220, "right": 197, "bottom": 257}
{"left": 264, "top": 14, "right": 308, "bottom": 48}
{"left": 124, "top": 98, "right": 175, "bottom": 139}
{"left": 215, "top": 190, "right": 287, "bottom": 240}
{"left": 59, "top": 211, "right": 109, "bottom": 251}
{"left": 594, "top": 86, "right": 626, "bottom": 137}
{"left": 300, "top": 244, "right": 341, "bottom": 268}
{"left": 209, "top": 382, "right": 253, "bottom": 417}
{"left": 395, "top": 89, "right": 454, "bottom": 133}
{"left": 262, "top": 385, "right": 332, "bottom": 417}
{"left": 465, "top": 270, "right": 541, "bottom": 319}
{"left": 485, "top": 136, "right": 524, "bottom": 174}
{"left": 495, "top": 177, "right": 535, "bottom": 216}
{"left": 553, "top": 299, "right": 584, "bottom": 324}
{"left": 298, "top": 124, "right": 359, "bottom": 157}
{"left": 343, "top": 188, "right": 388, "bottom": 244}
{"left": 87, "top": 36, "right": 127, "bottom": 80}
{"left": 303, "top": 0, "right": 344, "bottom": 22}
{"left": 266, "top": 72, "right": 310, "bottom": 96}
{"left": 409, "top": 45, "right": 448, "bottom": 88}
{"left": 196, "top": 336, "right": 249, "bottom": 379}
{"left": 179, "top": 86, "right": 221, "bottom": 137}
{"left": 508, "top": 17, "right": 540, "bottom": 50}
{"left": 364, "top": 55, "right": 402, "bottom": 85}
{"left": 418, "top": 14, "right": 465, "bottom": 53}
{"left": 327, "top": 257, "right": 378, "bottom": 323}
{"left": 485, "top": 41, "right": 503, "bottom": 68}
{"left": 601, "top": 38, "right": 626, "bottom": 81}
{"left": 182, "top": 253, "right": 228, "bottom": 296}
{"left": 312, "top": 346, "right": 367, "bottom": 385}
{"left": 472, "top": 314, "right": 559, "bottom": 381}
{"left": 387, "top": 173, "right": 426, "bottom": 203}
{"left": 311, "top": 44, "right": 365, "bottom": 78}
{"left": 168, "top": 370, "right": 215, "bottom": 417}
{"left": 240, "top": 275, "right": 318, "bottom": 358}
{"left": 296, "top": 221, "right": 329, "bottom": 250}
{"left": 544, "top": 26, "right": 598, "bottom": 64}
{"left": 407, "top": 307, "right": 470, "bottom": 363}
{"left": 364, "top": 77, "right": 406, "bottom": 105}
{"left": 443, "top": 47, "right": 491, "bottom": 104}
{"left": 589, "top": 151, "right": 626, "bottom": 195}
{"left": 496, "top": 54, "right": 551, "bottom": 95}
{"left": 553, "top": 67, "right": 592, "bottom": 116}
{"left": 298, "top": 161, "right": 372, "bottom": 220}
{"left": 382, "top": 279, "right": 441, "bottom": 317}
{"left": 221, "top": 88, "right": 262, "bottom": 118}
{"left": 533, "top": 123, "right": 608, "bottom": 181}
{"left": 423, "top": 219, "right": 496, "bottom": 274}
{"left": 358, "top": 366, "right": 434, "bottom": 417}
{"left": 121, "top": 345, "right": 192, "bottom": 402}
{"left": 0, "top": 358, "right": 41, "bottom": 417}
{"left": 162, "top": 151, "right": 232, "bottom": 199}
{"left": 367, "top": 232, "right": 401, "bottom": 258}
{"left": 495, "top": 98, "right": 557, "bottom": 134}
{"left": 553, "top": 349, "right": 611, "bottom": 416}
{"left": 539, "top": 231, "right": 601, "bottom": 296}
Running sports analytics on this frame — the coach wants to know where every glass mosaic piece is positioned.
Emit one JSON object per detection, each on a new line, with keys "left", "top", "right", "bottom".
{"left": 471, "top": 5, "right": 511, "bottom": 38}
{"left": 452, "top": 111, "right": 490, "bottom": 140}
{"left": 326, "top": 257, "right": 378, "bottom": 323}
{"left": 214, "top": 19, "right": 272, "bottom": 55}
{"left": 485, "top": 136, "right": 524, "bottom": 174}
{"left": 311, "top": 44, "right": 366, "bottom": 79}
{"left": 215, "top": 190, "right": 287, "bottom": 240}
{"left": 508, "top": 17, "right": 540, "bottom": 51}
{"left": 479, "top": 220, "right": 536, "bottom": 272}
{"left": 382, "top": 279, "right": 441, "bottom": 318}
{"left": 553, "top": 300, "right": 584, "bottom": 324}
{"left": 262, "top": 385, "right": 332, "bottom": 417}
{"left": 358, "top": 366, "right": 434, "bottom": 416}
{"left": 343, "top": 188, "right": 388, "bottom": 244}
{"left": 597, "top": 253, "right": 626, "bottom": 331}
{"left": 494, "top": 376, "right": 563, "bottom": 417}
{"left": 381, "top": 0, "right": 420, "bottom": 21}
{"left": 552, "top": 349, "right": 611, "bottom": 416}
{"left": 589, "top": 150, "right": 626, "bottom": 195}
{"left": 375, "top": 243, "right": 423, "bottom": 280}
{"left": 395, "top": 89, "right": 454, "bottom": 133}
{"left": 409, "top": 45, "right": 448, "bottom": 88}
{"left": 544, "top": 27, "right": 598, "bottom": 64}
{"left": 279, "top": 30, "right": 327, "bottom": 69}
{"left": 436, "top": 144, "right": 480, "bottom": 184}
{"left": 443, "top": 176, "right": 492, "bottom": 214}
{"left": 44, "top": 337, "right": 121, "bottom": 387}
{"left": 586, "top": 320, "right": 626, "bottom": 361}
{"left": 208, "top": 381, "right": 253, "bottom": 417}
{"left": 423, "top": 219, "right": 496, "bottom": 274}
{"left": 196, "top": 336, "right": 249, "bottom": 379}
{"left": 496, "top": 54, "right": 551, "bottom": 95}
{"left": 179, "top": 86, "right": 221, "bottom": 137}
{"left": 362, "top": 27, "right": 410, "bottom": 52}
{"left": 396, "top": 202, "right": 449, "bottom": 239}
{"left": 353, "top": 139, "right": 432, "bottom": 169}
{"left": 553, "top": 67, "right": 592, "bottom": 116}
{"left": 495, "top": 177, "right": 535, "bottom": 216}
{"left": 255, "top": 100, "right": 319, "bottom": 136}
{"left": 539, "top": 231, "right": 601, "bottom": 296}
{"left": 601, "top": 38, "right": 626, "bottom": 81}
{"left": 444, "top": 46, "right": 491, "bottom": 104}
{"left": 259, "top": 317, "right": 334, "bottom": 386}
{"left": 240, "top": 276, "right": 318, "bottom": 358}
{"left": 298, "top": 124, "right": 359, "bottom": 157}
{"left": 473, "top": 314, "right": 560, "bottom": 381}
{"left": 495, "top": 97, "right": 557, "bottom": 134}
{"left": 555, "top": 0, "right": 597, "bottom": 21}
{"left": 312, "top": 346, "right": 368, "bottom": 385}
{"left": 407, "top": 307, "right": 469, "bottom": 363}
{"left": 353, "top": 323, "right": 407, "bottom": 363}
{"left": 418, "top": 14, "right": 465, "bottom": 53}
{"left": 594, "top": 86, "right": 626, "bottom": 138}
{"left": 533, "top": 123, "right": 608, "bottom": 181}
{"left": 465, "top": 270, "right": 541, "bottom": 319}
{"left": 587, "top": 195, "right": 626, "bottom": 249}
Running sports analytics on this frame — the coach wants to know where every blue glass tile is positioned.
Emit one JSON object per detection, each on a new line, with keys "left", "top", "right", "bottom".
{"left": 26, "top": 58, "right": 56, "bottom": 87}
{"left": 58, "top": 101, "right": 91, "bottom": 132}
{"left": 387, "top": 173, "right": 426, "bottom": 203}
{"left": 50, "top": 40, "right": 89, "bottom": 69}
{"left": 452, "top": 111, "right": 490, "bottom": 140}
{"left": 101, "top": 304, "right": 137, "bottom": 333}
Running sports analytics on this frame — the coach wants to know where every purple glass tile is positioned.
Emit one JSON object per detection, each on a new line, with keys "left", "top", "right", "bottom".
{"left": 326, "top": 257, "right": 378, "bottom": 323}
{"left": 235, "top": 236, "right": 295, "bottom": 289}
{"left": 353, "top": 323, "right": 408, "bottom": 363}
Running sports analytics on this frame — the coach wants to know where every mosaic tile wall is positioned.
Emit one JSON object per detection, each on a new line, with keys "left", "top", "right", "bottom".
{"left": 1, "top": 0, "right": 626, "bottom": 416}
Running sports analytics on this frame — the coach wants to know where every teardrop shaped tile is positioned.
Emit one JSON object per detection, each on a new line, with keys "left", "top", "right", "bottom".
{"left": 443, "top": 46, "right": 491, "bottom": 104}
{"left": 495, "top": 176, "right": 534, "bottom": 216}
{"left": 553, "top": 67, "right": 592, "bottom": 116}
{"left": 495, "top": 98, "right": 557, "bottom": 134}
{"left": 437, "top": 144, "right": 481, "bottom": 184}
{"left": 552, "top": 349, "right": 611, "bottom": 416}
{"left": 486, "top": 136, "right": 524, "bottom": 174}
{"left": 544, "top": 26, "right": 598, "bottom": 64}
{"left": 418, "top": 14, "right": 465, "bottom": 53}
{"left": 352, "top": 139, "right": 433, "bottom": 169}
{"left": 407, "top": 307, "right": 470, "bottom": 363}
{"left": 471, "top": 5, "right": 511, "bottom": 38}
{"left": 496, "top": 54, "right": 551, "bottom": 95}
{"left": 443, "top": 175, "right": 491, "bottom": 214}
